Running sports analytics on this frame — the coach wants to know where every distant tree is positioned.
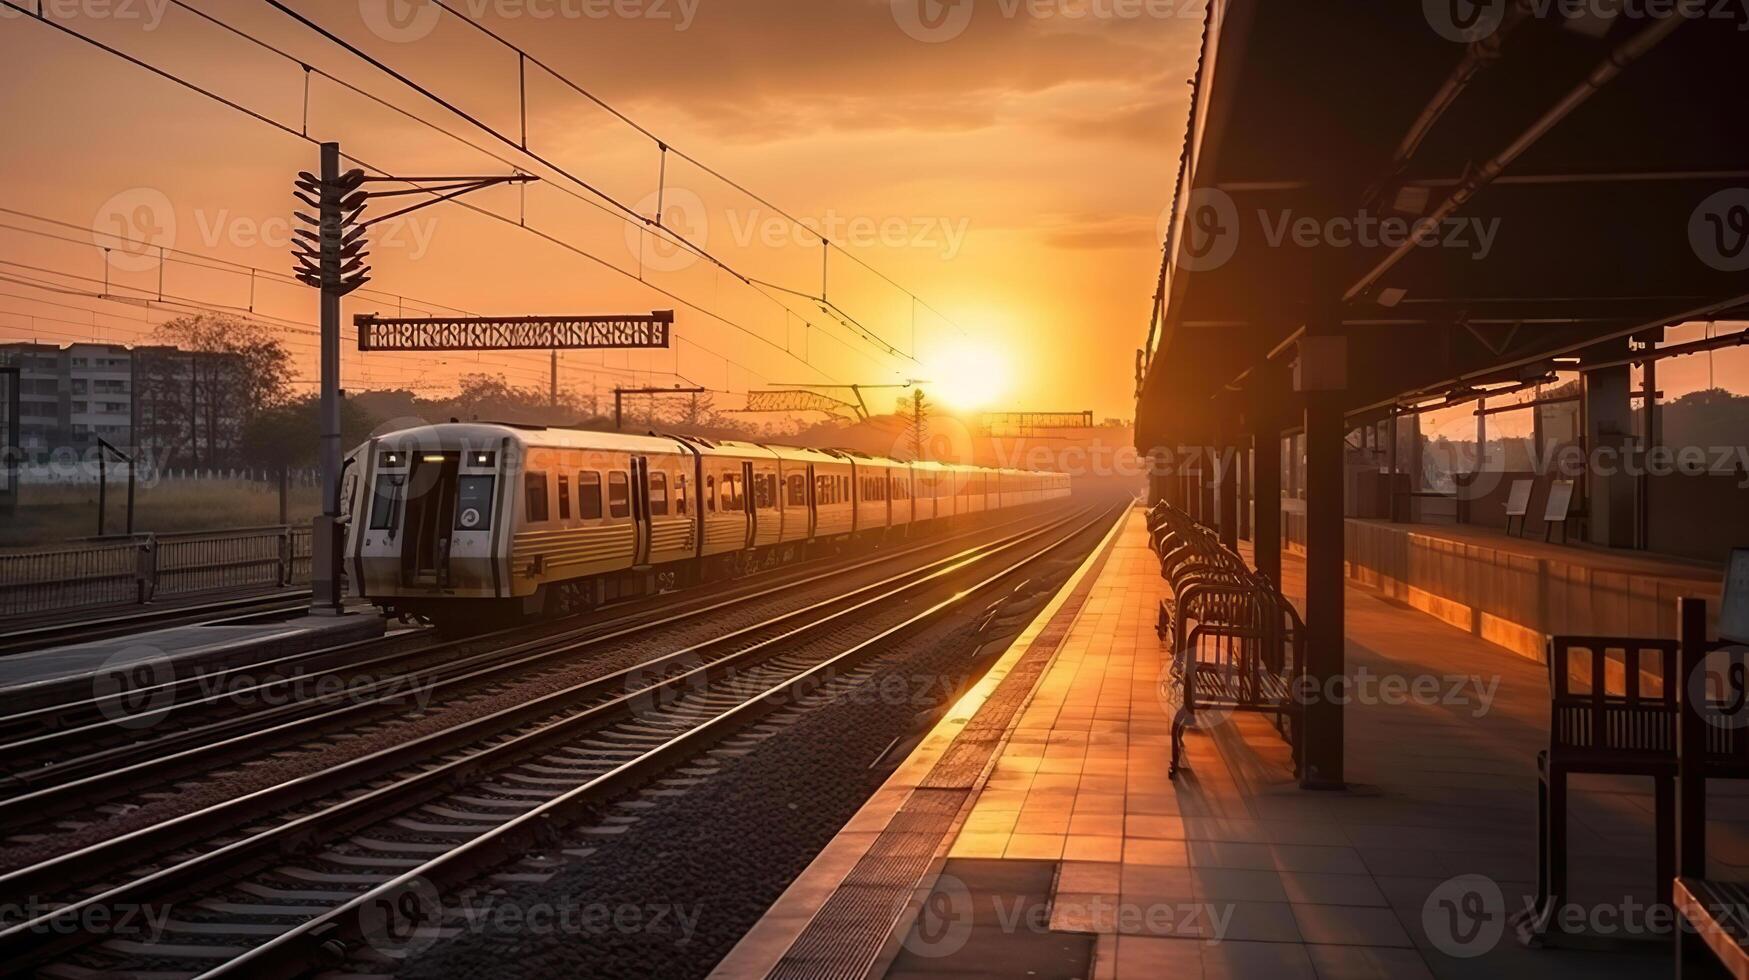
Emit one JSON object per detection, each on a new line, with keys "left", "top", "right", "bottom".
{"left": 1661, "top": 388, "right": 1749, "bottom": 456}
{"left": 152, "top": 314, "right": 294, "bottom": 467}
{"left": 674, "top": 390, "right": 717, "bottom": 428}
{"left": 240, "top": 394, "right": 380, "bottom": 471}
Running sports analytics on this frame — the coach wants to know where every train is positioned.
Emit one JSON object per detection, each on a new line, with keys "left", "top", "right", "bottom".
{"left": 341, "top": 422, "right": 1072, "bottom": 628}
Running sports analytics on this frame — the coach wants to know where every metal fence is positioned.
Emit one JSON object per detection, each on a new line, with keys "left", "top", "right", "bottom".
{"left": 0, "top": 525, "right": 311, "bottom": 619}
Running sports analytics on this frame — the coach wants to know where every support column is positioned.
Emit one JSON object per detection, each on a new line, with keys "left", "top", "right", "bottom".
{"left": 1252, "top": 421, "right": 1282, "bottom": 587}
{"left": 1298, "top": 333, "right": 1347, "bottom": 789}
{"left": 1583, "top": 339, "right": 1635, "bottom": 548}
{"left": 1198, "top": 450, "right": 1216, "bottom": 527}
{"left": 1238, "top": 441, "right": 1253, "bottom": 542}
{"left": 1218, "top": 441, "right": 1239, "bottom": 551}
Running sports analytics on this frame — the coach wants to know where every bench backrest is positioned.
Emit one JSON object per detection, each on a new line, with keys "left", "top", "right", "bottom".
{"left": 1547, "top": 635, "right": 1679, "bottom": 759}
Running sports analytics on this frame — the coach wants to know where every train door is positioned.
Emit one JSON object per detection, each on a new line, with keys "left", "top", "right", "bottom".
{"left": 400, "top": 451, "right": 460, "bottom": 587}
{"left": 805, "top": 463, "right": 818, "bottom": 538}
{"left": 630, "top": 457, "right": 653, "bottom": 567}
{"left": 740, "top": 461, "right": 756, "bottom": 549}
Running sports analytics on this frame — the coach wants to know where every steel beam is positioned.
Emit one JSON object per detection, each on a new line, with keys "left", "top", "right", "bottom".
{"left": 356, "top": 312, "right": 674, "bottom": 352}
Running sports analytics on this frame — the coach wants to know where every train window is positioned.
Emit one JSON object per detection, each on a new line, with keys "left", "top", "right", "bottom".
{"left": 557, "top": 474, "right": 572, "bottom": 520}
{"left": 724, "top": 473, "right": 743, "bottom": 512}
{"left": 368, "top": 475, "right": 404, "bottom": 530}
{"left": 649, "top": 473, "right": 669, "bottom": 517}
{"left": 578, "top": 471, "right": 602, "bottom": 520}
{"left": 675, "top": 474, "right": 688, "bottom": 515}
{"left": 608, "top": 471, "right": 630, "bottom": 518}
{"left": 754, "top": 473, "right": 774, "bottom": 510}
{"left": 455, "top": 475, "right": 494, "bottom": 531}
{"left": 841, "top": 476, "right": 851, "bottom": 502}
{"left": 524, "top": 472, "right": 550, "bottom": 522}
{"left": 706, "top": 475, "right": 716, "bottom": 512}
{"left": 787, "top": 473, "right": 806, "bottom": 507}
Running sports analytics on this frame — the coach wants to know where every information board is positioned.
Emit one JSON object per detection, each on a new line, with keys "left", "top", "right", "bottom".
{"left": 1543, "top": 479, "right": 1575, "bottom": 523}
{"left": 1505, "top": 479, "right": 1533, "bottom": 517}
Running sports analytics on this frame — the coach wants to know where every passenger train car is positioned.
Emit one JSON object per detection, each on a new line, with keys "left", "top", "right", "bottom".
{"left": 342, "top": 422, "right": 1071, "bottom": 628}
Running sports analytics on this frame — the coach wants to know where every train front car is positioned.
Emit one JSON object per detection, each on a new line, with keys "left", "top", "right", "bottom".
{"left": 345, "top": 423, "right": 515, "bottom": 626}
{"left": 344, "top": 422, "right": 697, "bottom": 629}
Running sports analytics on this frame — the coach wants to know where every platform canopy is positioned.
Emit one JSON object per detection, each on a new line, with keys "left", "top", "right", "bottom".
{"left": 1137, "top": 0, "right": 1749, "bottom": 450}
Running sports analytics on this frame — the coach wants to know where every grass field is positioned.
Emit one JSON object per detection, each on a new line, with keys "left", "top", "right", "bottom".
{"left": 1, "top": 480, "right": 321, "bottom": 548}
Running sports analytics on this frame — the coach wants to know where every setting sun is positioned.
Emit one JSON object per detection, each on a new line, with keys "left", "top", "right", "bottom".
{"left": 921, "top": 338, "right": 1015, "bottom": 413}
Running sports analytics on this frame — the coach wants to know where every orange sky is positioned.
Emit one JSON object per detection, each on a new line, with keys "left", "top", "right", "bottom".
{"left": 0, "top": 0, "right": 1206, "bottom": 421}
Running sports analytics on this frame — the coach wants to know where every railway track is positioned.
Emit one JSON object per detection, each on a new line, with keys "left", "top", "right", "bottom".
{"left": 0, "top": 506, "right": 1067, "bottom": 829}
{"left": 0, "top": 501, "right": 1116, "bottom": 978}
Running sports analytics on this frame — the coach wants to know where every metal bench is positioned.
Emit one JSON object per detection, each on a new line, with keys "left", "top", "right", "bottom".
{"left": 1515, "top": 633, "right": 1681, "bottom": 945}
{"left": 1674, "top": 591, "right": 1749, "bottom": 977}
{"left": 1145, "top": 501, "right": 1304, "bottom": 780}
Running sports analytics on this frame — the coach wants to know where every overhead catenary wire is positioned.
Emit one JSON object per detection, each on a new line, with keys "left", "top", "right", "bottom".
{"left": 425, "top": 0, "right": 971, "bottom": 350}
{"left": 0, "top": 0, "right": 858, "bottom": 391}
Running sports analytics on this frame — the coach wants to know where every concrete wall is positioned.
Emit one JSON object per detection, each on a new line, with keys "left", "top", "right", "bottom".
{"left": 1281, "top": 508, "right": 1721, "bottom": 662}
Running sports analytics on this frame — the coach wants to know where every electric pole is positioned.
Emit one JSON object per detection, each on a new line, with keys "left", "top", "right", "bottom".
{"left": 295, "top": 142, "right": 369, "bottom": 615}
{"left": 910, "top": 389, "right": 929, "bottom": 462}
{"left": 292, "top": 145, "right": 536, "bottom": 614}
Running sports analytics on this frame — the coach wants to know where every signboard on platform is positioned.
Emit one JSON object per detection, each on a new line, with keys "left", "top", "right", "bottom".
{"left": 1722, "top": 548, "right": 1749, "bottom": 646}
{"left": 1543, "top": 479, "right": 1575, "bottom": 523}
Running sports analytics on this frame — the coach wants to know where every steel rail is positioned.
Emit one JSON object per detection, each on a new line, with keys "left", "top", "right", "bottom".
{"left": 0, "top": 508, "right": 1063, "bottom": 817}
{"left": 0, "top": 504, "right": 1101, "bottom": 973}
{"left": 206, "top": 502, "right": 1121, "bottom": 978}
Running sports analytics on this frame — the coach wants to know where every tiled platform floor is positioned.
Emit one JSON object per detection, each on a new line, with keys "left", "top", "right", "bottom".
{"left": 724, "top": 505, "right": 1749, "bottom": 979}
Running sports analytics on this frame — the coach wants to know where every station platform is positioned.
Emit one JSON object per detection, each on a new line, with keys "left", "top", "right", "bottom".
{"left": 0, "top": 609, "right": 386, "bottom": 707}
{"left": 715, "top": 504, "right": 1748, "bottom": 979}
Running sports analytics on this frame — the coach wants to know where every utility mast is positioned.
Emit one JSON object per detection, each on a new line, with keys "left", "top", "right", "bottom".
{"left": 908, "top": 389, "right": 929, "bottom": 462}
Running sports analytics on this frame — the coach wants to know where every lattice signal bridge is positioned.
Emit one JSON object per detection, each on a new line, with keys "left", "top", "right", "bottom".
{"left": 355, "top": 312, "right": 674, "bottom": 351}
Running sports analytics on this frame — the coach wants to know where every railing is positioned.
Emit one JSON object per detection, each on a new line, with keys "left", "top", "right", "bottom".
{"left": 0, "top": 525, "right": 312, "bottom": 618}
